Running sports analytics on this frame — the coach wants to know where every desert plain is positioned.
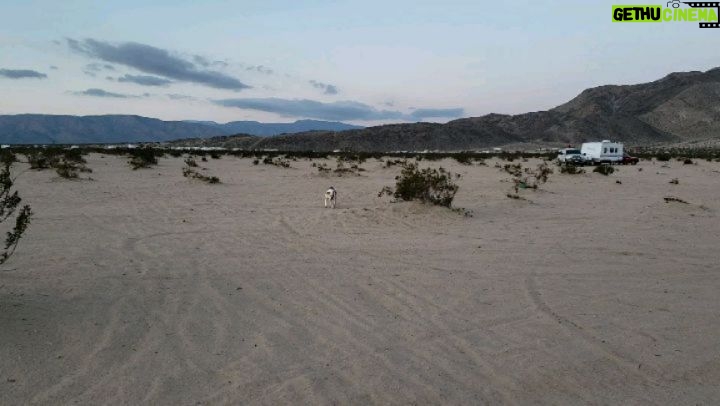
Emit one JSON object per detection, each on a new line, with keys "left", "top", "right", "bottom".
{"left": 1, "top": 153, "right": 719, "bottom": 405}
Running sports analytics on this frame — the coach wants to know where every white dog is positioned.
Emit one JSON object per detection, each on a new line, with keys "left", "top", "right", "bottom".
{"left": 324, "top": 186, "right": 337, "bottom": 209}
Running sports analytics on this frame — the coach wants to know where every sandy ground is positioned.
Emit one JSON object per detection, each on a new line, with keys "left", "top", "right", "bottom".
{"left": 1, "top": 153, "right": 719, "bottom": 405}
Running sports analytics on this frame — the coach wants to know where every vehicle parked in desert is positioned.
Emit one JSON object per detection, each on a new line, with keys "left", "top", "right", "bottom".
{"left": 581, "top": 140, "right": 624, "bottom": 164}
{"left": 557, "top": 148, "right": 586, "bottom": 165}
{"left": 621, "top": 153, "right": 639, "bottom": 165}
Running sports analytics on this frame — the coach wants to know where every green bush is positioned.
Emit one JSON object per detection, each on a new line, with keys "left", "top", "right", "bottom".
{"left": 393, "top": 162, "right": 459, "bottom": 207}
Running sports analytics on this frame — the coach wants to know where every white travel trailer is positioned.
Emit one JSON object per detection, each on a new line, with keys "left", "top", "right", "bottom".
{"left": 581, "top": 140, "right": 624, "bottom": 164}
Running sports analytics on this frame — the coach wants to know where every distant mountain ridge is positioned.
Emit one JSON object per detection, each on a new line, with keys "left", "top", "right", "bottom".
{"left": 170, "top": 67, "right": 720, "bottom": 151}
{"left": 0, "top": 115, "right": 362, "bottom": 144}
{"left": 189, "top": 119, "right": 363, "bottom": 136}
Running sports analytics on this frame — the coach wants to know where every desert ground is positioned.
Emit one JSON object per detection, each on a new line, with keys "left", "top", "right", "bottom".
{"left": 1, "top": 153, "right": 719, "bottom": 405}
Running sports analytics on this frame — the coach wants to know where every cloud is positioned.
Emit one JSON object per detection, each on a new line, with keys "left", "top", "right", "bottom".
{"left": 117, "top": 74, "right": 172, "bottom": 87}
{"left": 85, "top": 63, "right": 116, "bottom": 72}
{"left": 73, "top": 88, "right": 132, "bottom": 98}
{"left": 85, "top": 63, "right": 102, "bottom": 72}
{"left": 0, "top": 69, "right": 47, "bottom": 79}
{"left": 309, "top": 80, "right": 339, "bottom": 95}
{"left": 409, "top": 108, "right": 465, "bottom": 119}
{"left": 193, "top": 55, "right": 210, "bottom": 67}
{"left": 215, "top": 97, "right": 466, "bottom": 122}
{"left": 196, "top": 56, "right": 229, "bottom": 69}
{"left": 167, "top": 93, "right": 197, "bottom": 101}
{"left": 67, "top": 38, "right": 250, "bottom": 91}
{"left": 246, "top": 65, "right": 274, "bottom": 75}
{"left": 214, "top": 98, "right": 406, "bottom": 121}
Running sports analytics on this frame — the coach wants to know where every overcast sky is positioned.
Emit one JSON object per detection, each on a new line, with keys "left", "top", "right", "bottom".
{"left": 1, "top": 0, "right": 719, "bottom": 125}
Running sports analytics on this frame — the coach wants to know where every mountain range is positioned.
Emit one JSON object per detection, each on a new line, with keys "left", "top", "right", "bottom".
{"left": 2, "top": 67, "right": 720, "bottom": 150}
{"left": 185, "top": 119, "right": 362, "bottom": 137}
{"left": 171, "top": 68, "right": 720, "bottom": 151}
{"left": 0, "top": 116, "right": 361, "bottom": 145}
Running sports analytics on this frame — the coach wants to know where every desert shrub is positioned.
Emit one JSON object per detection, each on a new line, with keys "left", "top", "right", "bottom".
{"left": 182, "top": 167, "right": 220, "bottom": 184}
{"left": 1, "top": 150, "right": 16, "bottom": 166}
{"left": 62, "top": 149, "right": 87, "bottom": 164}
{"left": 385, "top": 159, "right": 405, "bottom": 167}
{"left": 264, "top": 157, "right": 290, "bottom": 168}
{"left": 332, "top": 158, "right": 364, "bottom": 176}
{"left": 184, "top": 158, "right": 198, "bottom": 167}
{"left": 505, "top": 162, "right": 553, "bottom": 196}
{"left": 316, "top": 163, "right": 331, "bottom": 173}
{"left": 377, "top": 186, "right": 394, "bottom": 197}
{"left": 0, "top": 161, "right": 33, "bottom": 264}
{"left": 593, "top": 165, "right": 615, "bottom": 176}
{"left": 560, "top": 164, "right": 585, "bottom": 174}
{"left": 129, "top": 148, "right": 159, "bottom": 170}
{"left": 26, "top": 151, "right": 57, "bottom": 169}
{"left": 453, "top": 153, "right": 473, "bottom": 165}
{"left": 534, "top": 162, "right": 553, "bottom": 183}
{"left": 664, "top": 196, "right": 688, "bottom": 204}
{"left": 55, "top": 160, "right": 79, "bottom": 179}
{"left": 503, "top": 163, "right": 523, "bottom": 177}
{"left": 392, "top": 162, "right": 459, "bottom": 207}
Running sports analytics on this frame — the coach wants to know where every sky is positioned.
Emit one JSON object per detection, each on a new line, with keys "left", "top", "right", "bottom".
{"left": 1, "top": 0, "right": 720, "bottom": 125}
